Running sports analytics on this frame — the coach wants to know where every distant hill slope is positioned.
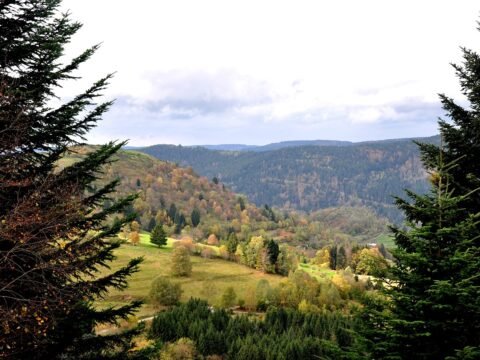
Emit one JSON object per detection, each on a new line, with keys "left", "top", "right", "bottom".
{"left": 139, "top": 136, "right": 439, "bottom": 222}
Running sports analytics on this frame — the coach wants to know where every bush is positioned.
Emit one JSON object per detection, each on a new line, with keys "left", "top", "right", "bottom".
{"left": 150, "top": 277, "right": 183, "bottom": 306}
{"left": 129, "top": 231, "right": 140, "bottom": 246}
{"left": 219, "top": 245, "right": 229, "bottom": 260}
{"left": 171, "top": 246, "right": 192, "bottom": 277}
{"left": 174, "top": 238, "right": 195, "bottom": 253}
{"left": 221, "top": 287, "right": 237, "bottom": 308}
{"left": 160, "top": 338, "right": 197, "bottom": 360}
{"left": 201, "top": 247, "right": 215, "bottom": 259}
{"left": 207, "top": 234, "right": 219, "bottom": 245}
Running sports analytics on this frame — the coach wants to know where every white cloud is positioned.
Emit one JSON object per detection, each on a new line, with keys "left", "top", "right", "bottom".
{"left": 59, "top": 0, "right": 480, "bottom": 145}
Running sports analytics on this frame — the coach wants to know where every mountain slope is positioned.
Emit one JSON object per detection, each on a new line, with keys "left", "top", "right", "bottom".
{"left": 58, "top": 147, "right": 269, "bottom": 237}
{"left": 139, "top": 136, "right": 439, "bottom": 222}
{"left": 57, "top": 146, "right": 389, "bottom": 246}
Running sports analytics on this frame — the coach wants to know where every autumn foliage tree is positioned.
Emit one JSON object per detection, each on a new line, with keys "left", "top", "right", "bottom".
{"left": 0, "top": 1, "right": 141, "bottom": 358}
{"left": 170, "top": 246, "right": 192, "bottom": 277}
{"left": 149, "top": 277, "right": 182, "bottom": 307}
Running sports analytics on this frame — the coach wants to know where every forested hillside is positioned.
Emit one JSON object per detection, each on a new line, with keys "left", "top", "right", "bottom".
{"left": 58, "top": 146, "right": 389, "bottom": 247}
{"left": 58, "top": 147, "right": 267, "bottom": 238}
{"left": 140, "top": 136, "right": 439, "bottom": 222}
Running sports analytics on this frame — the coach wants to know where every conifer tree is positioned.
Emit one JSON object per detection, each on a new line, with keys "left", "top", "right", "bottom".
{"left": 168, "top": 203, "right": 177, "bottom": 221}
{"left": 147, "top": 217, "right": 156, "bottom": 232}
{"left": 376, "top": 164, "right": 480, "bottom": 359}
{"left": 336, "top": 246, "right": 347, "bottom": 270}
{"left": 266, "top": 239, "right": 280, "bottom": 264}
{"left": 174, "top": 212, "right": 186, "bottom": 234}
{"left": 190, "top": 208, "right": 201, "bottom": 227}
{"left": 360, "top": 23, "right": 480, "bottom": 359}
{"left": 0, "top": 1, "right": 142, "bottom": 358}
{"left": 226, "top": 232, "right": 239, "bottom": 256}
{"left": 329, "top": 245, "right": 338, "bottom": 270}
{"left": 151, "top": 223, "right": 168, "bottom": 248}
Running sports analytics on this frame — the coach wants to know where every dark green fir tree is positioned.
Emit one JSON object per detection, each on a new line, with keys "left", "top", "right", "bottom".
{"left": 151, "top": 224, "right": 168, "bottom": 248}
{"left": 365, "top": 162, "right": 480, "bottom": 359}
{"left": 0, "top": 0, "right": 143, "bottom": 358}
{"left": 266, "top": 239, "right": 280, "bottom": 265}
{"left": 191, "top": 208, "right": 201, "bottom": 227}
{"left": 174, "top": 212, "right": 186, "bottom": 234}
{"left": 147, "top": 217, "right": 157, "bottom": 232}
{"left": 168, "top": 203, "right": 177, "bottom": 222}
{"left": 359, "top": 23, "right": 480, "bottom": 360}
{"left": 336, "top": 246, "right": 347, "bottom": 270}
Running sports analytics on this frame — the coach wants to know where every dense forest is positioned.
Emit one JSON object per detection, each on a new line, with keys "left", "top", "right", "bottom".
{"left": 139, "top": 136, "right": 439, "bottom": 223}
{"left": 149, "top": 299, "right": 359, "bottom": 359}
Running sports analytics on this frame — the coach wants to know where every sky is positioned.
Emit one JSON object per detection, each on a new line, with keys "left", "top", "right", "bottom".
{"left": 60, "top": 0, "right": 480, "bottom": 146}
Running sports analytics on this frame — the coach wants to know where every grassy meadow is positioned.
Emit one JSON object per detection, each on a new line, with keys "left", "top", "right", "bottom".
{"left": 375, "top": 233, "right": 396, "bottom": 249}
{"left": 297, "top": 263, "right": 336, "bottom": 279}
{"left": 96, "top": 234, "right": 284, "bottom": 318}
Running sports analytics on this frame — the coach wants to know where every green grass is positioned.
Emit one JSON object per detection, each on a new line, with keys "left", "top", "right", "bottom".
{"left": 139, "top": 232, "right": 220, "bottom": 255}
{"left": 375, "top": 233, "right": 396, "bottom": 249}
{"left": 96, "top": 241, "right": 284, "bottom": 318}
{"left": 297, "top": 263, "right": 335, "bottom": 280}
{"left": 139, "top": 232, "right": 176, "bottom": 250}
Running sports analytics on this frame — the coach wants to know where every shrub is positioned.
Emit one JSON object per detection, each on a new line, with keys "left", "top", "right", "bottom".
{"left": 129, "top": 231, "right": 140, "bottom": 246}
{"left": 160, "top": 338, "right": 197, "bottom": 360}
{"left": 150, "top": 277, "right": 183, "bottom": 306}
{"left": 201, "top": 247, "right": 215, "bottom": 259}
{"left": 219, "top": 245, "right": 230, "bottom": 260}
{"left": 207, "top": 234, "right": 219, "bottom": 245}
{"left": 171, "top": 246, "right": 192, "bottom": 277}
{"left": 221, "top": 287, "right": 237, "bottom": 308}
{"left": 174, "top": 238, "right": 195, "bottom": 253}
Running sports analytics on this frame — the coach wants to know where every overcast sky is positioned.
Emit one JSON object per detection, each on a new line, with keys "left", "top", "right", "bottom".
{"left": 60, "top": 0, "right": 480, "bottom": 146}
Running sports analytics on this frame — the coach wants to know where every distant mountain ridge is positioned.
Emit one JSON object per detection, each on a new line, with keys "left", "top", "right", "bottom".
{"left": 199, "top": 139, "right": 353, "bottom": 152}
{"left": 138, "top": 135, "right": 440, "bottom": 223}
{"left": 195, "top": 136, "right": 438, "bottom": 152}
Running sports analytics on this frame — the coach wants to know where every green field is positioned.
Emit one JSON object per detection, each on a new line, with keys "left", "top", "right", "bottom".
{"left": 297, "top": 263, "right": 336, "bottom": 279}
{"left": 375, "top": 233, "right": 396, "bottom": 249}
{"left": 97, "top": 236, "right": 284, "bottom": 318}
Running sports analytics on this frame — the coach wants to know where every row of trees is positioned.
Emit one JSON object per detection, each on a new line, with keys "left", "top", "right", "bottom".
{"left": 239, "top": 270, "right": 369, "bottom": 312}
{"left": 219, "top": 235, "right": 300, "bottom": 275}
{"left": 312, "top": 244, "right": 390, "bottom": 276}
